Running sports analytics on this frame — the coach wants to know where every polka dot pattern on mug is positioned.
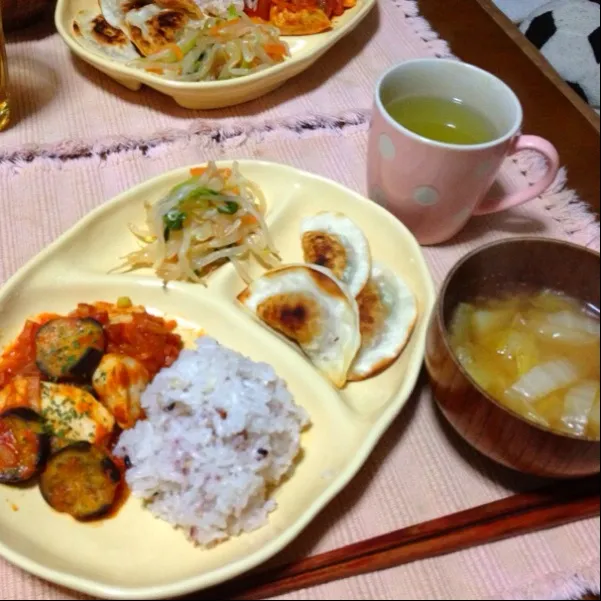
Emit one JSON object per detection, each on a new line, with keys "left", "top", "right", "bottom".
{"left": 413, "top": 186, "right": 440, "bottom": 207}
{"left": 379, "top": 134, "right": 396, "bottom": 161}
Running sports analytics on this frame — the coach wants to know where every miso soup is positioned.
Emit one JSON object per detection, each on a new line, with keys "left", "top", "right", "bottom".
{"left": 449, "top": 289, "right": 600, "bottom": 439}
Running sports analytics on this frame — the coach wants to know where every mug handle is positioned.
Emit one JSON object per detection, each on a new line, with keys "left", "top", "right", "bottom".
{"left": 473, "top": 135, "right": 560, "bottom": 216}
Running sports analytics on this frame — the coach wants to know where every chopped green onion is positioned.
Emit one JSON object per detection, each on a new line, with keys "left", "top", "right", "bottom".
{"left": 217, "top": 201, "right": 240, "bottom": 214}
{"left": 227, "top": 4, "right": 239, "bottom": 18}
{"left": 197, "top": 187, "right": 219, "bottom": 196}
{"left": 179, "top": 33, "right": 199, "bottom": 55}
{"left": 163, "top": 209, "right": 186, "bottom": 239}
{"left": 165, "top": 181, "right": 219, "bottom": 208}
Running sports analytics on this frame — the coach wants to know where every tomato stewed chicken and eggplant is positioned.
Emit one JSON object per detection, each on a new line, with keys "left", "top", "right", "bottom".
{"left": 0, "top": 298, "right": 183, "bottom": 520}
{"left": 245, "top": 0, "right": 357, "bottom": 35}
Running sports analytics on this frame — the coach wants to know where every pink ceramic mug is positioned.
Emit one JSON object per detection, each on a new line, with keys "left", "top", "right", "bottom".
{"left": 367, "top": 59, "right": 560, "bottom": 245}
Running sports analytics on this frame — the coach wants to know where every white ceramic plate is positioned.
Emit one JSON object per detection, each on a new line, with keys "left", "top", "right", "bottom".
{"left": 0, "top": 161, "right": 435, "bottom": 599}
{"left": 54, "top": 0, "right": 376, "bottom": 109}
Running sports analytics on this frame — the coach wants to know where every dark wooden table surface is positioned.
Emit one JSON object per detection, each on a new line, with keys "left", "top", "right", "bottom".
{"left": 419, "top": 0, "right": 601, "bottom": 216}
{"left": 417, "top": 3, "right": 600, "bottom": 598}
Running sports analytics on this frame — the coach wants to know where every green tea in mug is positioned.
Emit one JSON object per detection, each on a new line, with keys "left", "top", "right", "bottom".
{"left": 384, "top": 95, "right": 498, "bottom": 145}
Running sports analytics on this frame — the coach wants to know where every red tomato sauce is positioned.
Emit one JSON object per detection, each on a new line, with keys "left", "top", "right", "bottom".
{"left": 0, "top": 301, "right": 182, "bottom": 521}
{"left": 0, "top": 303, "right": 183, "bottom": 397}
{"left": 71, "top": 303, "right": 182, "bottom": 378}
{"left": 0, "top": 317, "right": 57, "bottom": 389}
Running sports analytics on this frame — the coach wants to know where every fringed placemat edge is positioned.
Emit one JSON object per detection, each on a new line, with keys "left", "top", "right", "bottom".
{"left": 498, "top": 555, "right": 601, "bottom": 601}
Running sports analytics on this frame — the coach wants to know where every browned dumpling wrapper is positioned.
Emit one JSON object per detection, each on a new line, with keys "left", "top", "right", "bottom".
{"left": 99, "top": 0, "right": 153, "bottom": 29}
{"left": 238, "top": 264, "right": 361, "bottom": 388}
{"left": 73, "top": 10, "right": 140, "bottom": 62}
{"left": 348, "top": 262, "right": 418, "bottom": 381}
{"left": 301, "top": 212, "right": 371, "bottom": 298}
{"left": 124, "top": 4, "right": 189, "bottom": 56}
{"left": 155, "top": 0, "right": 204, "bottom": 18}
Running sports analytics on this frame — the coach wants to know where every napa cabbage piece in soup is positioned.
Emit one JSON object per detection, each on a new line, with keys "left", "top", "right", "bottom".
{"left": 449, "top": 289, "right": 600, "bottom": 439}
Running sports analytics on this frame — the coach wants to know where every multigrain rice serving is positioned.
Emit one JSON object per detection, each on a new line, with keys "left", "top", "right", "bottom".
{"left": 115, "top": 336, "right": 310, "bottom": 546}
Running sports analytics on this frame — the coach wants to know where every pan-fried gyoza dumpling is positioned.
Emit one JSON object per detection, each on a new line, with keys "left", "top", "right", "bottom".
{"left": 301, "top": 212, "right": 371, "bottom": 298}
{"left": 238, "top": 264, "right": 361, "bottom": 388}
{"left": 124, "top": 4, "right": 189, "bottom": 56}
{"left": 99, "top": 0, "right": 152, "bottom": 29}
{"left": 348, "top": 262, "right": 418, "bottom": 381}
{"left": 154, "top": 0, "right": 204, "bottom": 18}
{"left": 73, "top": 11, "right": 140, "bottom": 62}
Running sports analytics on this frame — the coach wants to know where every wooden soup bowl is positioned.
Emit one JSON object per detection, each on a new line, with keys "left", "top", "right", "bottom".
{"left": 426, "top": 238, "right": 600, "bottom": 478}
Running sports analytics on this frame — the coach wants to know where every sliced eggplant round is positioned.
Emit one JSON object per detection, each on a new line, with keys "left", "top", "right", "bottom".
{"left": 35, "top": 318, "right": 105, "bottom": 381}
{"left": 40, "top": 441, "right": 121, "bottom": 520}
{"left": 0, "top": 408, "right": 50, "bottom": 484}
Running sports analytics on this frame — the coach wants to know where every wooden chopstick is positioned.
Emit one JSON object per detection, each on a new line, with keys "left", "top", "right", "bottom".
{"left": 202, "top": 477, "right": 600, "bottom": 600}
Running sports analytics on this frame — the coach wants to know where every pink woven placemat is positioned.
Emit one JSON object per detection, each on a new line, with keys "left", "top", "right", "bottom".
{"left": 0, "top": 1, "right": 600, "bottom": 600}
{"left": 0, "top": 0, "right": 449, "bottom": 153}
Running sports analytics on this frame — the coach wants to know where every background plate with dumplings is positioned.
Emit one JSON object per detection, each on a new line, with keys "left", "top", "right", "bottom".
{"left": 54, "top": 0, "right": 376, "bottom": 109}
{"left": 0, "top": 161, "right": 435, "bottom": 599}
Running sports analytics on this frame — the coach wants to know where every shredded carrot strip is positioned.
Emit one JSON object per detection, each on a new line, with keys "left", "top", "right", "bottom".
{"left": 165, "top": 43, "right": 185, "bottom": 61}
{"left": 145, "top": 67, "right": 164, "bottom": 75}
{"left": 191, "top": 167, "right": 232, "bottom": 178}
{"left": 208, "top": 18, "right": 239, "bottom": 35}
{"left": 241, "top": 214, "right": 258, "bottom": 226}
{"left": 264, "top": 42, "right": 287, "bottom": 60}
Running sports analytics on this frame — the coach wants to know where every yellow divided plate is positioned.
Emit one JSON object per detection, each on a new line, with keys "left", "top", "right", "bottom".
{"left": 54, "top": 0, "right": 376, "bottom": 109}
{"left": 0, "top": 161, "right": 435, "bottom": 599}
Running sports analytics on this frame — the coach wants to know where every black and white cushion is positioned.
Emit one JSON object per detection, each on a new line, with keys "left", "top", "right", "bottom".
{"left": 493, "top": 0, "right": 552, "bottom": 24}
{"left": 520, "top": 0, "right": 600, "bottom": 108}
